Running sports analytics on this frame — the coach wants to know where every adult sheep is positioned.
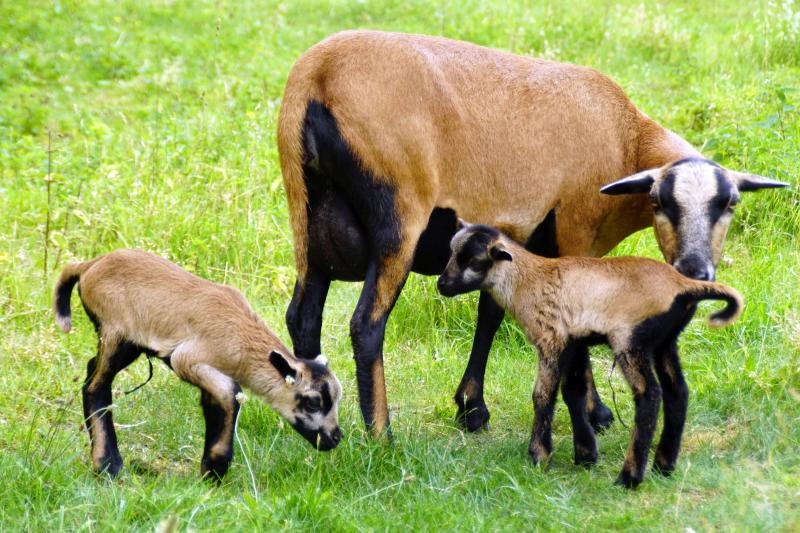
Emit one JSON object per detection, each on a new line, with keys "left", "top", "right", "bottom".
{"left": 277, "top": 30, "right": 786, "bottom": 436}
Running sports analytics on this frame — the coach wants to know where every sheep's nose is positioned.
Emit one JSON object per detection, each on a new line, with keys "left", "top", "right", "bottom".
{"left": 674, "top": 257, "right": 715, "bottom": 281}
{"left": 331, "top": 427, "right": 342, "bottom": 445}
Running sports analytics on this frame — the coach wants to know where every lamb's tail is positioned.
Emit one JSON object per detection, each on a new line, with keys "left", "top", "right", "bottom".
{"left": 689, "top": 282, "right": 744, "bottom": 328}
{"left": 53, "top": 259, "right": 96, "bottom": 332}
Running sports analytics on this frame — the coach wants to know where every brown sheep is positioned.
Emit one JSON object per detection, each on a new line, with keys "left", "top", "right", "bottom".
{"left": 54, "top": 249, "right": 342, "bottom": 481}
{"left": 277, "top": 30, "right": 785, "bottom": 437}
{"left": 438, "top": 222, "right": 742, "bottom": 488}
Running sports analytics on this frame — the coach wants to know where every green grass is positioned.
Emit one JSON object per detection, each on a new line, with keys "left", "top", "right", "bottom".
{"left": 2, "top": 0, "right": 799, "bottom": 530}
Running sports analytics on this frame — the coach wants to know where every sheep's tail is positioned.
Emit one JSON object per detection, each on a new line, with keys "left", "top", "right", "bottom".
{"left": 688, "top": 282, "right": 744, "bottom": 328}
{"left": 53, "top": 259, "right": 96, "bottom": 332}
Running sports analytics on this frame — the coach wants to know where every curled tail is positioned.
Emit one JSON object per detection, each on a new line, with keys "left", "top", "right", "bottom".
{"left": 689, "top": 282, "right": 744, "bottom": 328}
{"left": 53, "top": 260, "right": 96, "bottom": 332}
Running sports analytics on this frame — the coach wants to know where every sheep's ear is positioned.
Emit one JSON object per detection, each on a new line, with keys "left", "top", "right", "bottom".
{"left": 269, "top": 351, "right": 297, "bottom": 384}
{"left": 727, "top": 170, "right": 789, "bottom": 192}
{"left": 600, "top": 169, "right": 658, "bottom": 195}
{"left": 456, "top": 218, "right": 470, "bottom": 231}
{"left": 313, "top": 354, "right": 329, "bottom": 367}
{"left": 489, "top": 244, "right": 512, "bottom": 262}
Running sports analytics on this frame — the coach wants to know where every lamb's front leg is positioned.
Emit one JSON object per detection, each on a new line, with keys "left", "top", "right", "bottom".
{"left": 614, "top": 351, "right": 662, "bottom": 488}
{"left": 528, "top": 354, "right": 562, "bottom": 465}
{"left": 172, "top": 352, "right": 240, "bottom": 482}
{"left": 561, "top": 345, "right": 598, "bottom": 466}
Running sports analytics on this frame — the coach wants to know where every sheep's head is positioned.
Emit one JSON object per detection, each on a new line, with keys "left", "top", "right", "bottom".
{"left": 268, "top": 351, "right": 342, "bottom": 451}
{"left": 437, "top": 221, "right": 512, "bottom": 297}
{"left": 601, "top": 157, "right": 787, "bottom": 281}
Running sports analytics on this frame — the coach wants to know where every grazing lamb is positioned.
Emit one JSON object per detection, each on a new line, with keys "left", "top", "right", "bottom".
{"left": 437, "top": 222, "right": 742, "bottom": 488}
{"left": 277, "top": 30, "right": 786, "bottom": 437}
{"left": 53, "top": 249, "right": 343, "bottom": 481}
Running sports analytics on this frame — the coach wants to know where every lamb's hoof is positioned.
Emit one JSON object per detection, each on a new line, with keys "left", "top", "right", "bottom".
{"left": 614, "top": 470, "right": 642, "bottom": 489}
{"left": 455, "top": 401, "right": 491, "bottom": 433}
{"left": 589, "top": 403, "right": 614, "bottom": 432}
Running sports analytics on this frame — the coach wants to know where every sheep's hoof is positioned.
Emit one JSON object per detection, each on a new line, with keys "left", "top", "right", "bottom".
{"left": 588, "top": 403, "right": 614, "bottom": 432}
{"left": 455, "top": 402, "right": 491, "bottom": 433}
{"left": 574, "top": 447, "right": 598, "bottom": 468}
{"left": 93, "top": 452, "right": 123, "bottom": 479}
{"left": 652, "top": 460, "right": 675, "bottom": 477}
{"left": 614, "top": 470, "right": 642, "bottom": 489}
{"left": 528, "top": 447, "right": 551, "bottom": 468}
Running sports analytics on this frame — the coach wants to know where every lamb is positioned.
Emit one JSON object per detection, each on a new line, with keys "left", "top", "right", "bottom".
{"left": 437, "top": 222, "right": 743, "bottom": 488}
{"left": 277, "top": 30, "right": 785, "bottom": 437}
{"left": 53, "top": 249, "right": 343, "bottom": 481}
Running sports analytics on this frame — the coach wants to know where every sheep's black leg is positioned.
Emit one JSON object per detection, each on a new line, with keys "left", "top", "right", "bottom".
{"left": 286, "top": 267, "right": 331, "bottom": 359}
{"left": 351, "top": 256, "right": 413, "bottom": 437}
{"left": 652, "top": 340, "right": 689, "bottom": 476}
{"left": 454, "top": 291, "right": 502, "bottom": 432}
{"left": 561, "top": 345, "right": 598, "bottom": 466}
{"left": 82, "top": 339, "right": 142, "bottom": 477}
{"left": 614, "top": 351, "right": 662, "bottom": 488}
{"left": 199, "top": 382, "right": 242, "bottom": 483}
{"left": 585, "top": 365, "right": 615, "bottom": 432}
{"left": 528, "top": 356, "right": 562, "bottom": 465}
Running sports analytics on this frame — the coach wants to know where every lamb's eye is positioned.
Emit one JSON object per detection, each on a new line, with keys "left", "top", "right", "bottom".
{"left": 305, "top": 397, "right": 322, "bottom": 413}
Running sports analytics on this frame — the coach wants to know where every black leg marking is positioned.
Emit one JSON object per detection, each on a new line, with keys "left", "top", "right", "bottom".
{"left": 351, "top": 262, "right": 399, "bottom": 437}
{"left": 561, "top": 344, "right": 598, "bottom": 467}
{"left": 614, "top": 353, "right": 662, "bottom": 489}
{"left": 82, "top": 340, "right": 142, "bottom": 477}
{"left": 200, "top": 383, "right": 241, "bottom": 483}
{"left": 286, "top": 267, "right": 331, "bottom": 360}
{"left": 528, "top": 356, "right": 562, "bottom": 465}
{"left": 454, "top": 291, "right": 503, "bottom": 432}
{"left": 653, "top": 341, "right": 689, "bottom": 476}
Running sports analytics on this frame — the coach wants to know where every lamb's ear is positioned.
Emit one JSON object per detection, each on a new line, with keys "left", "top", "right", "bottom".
{"left": 313, "top": 354, "right": 329, "bottom": 367}
{"left": 456, "top": 218, "right": 471, "bottom": 231}
{"left": 727, "top": 170, "right": 789, "bottom": 192}
{"left": 489, "top": 244, "right": 513, "bottom": 262}
{"left": 600, "top": 169, "right": 659, "bottom": 195}
{"left": 269, "top": 351, "right": 297, "bottom": 384}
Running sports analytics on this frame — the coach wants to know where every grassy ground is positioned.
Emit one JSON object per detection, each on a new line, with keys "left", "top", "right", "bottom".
{"left": 2, "top": 0, "right": 799, "bottom": 530}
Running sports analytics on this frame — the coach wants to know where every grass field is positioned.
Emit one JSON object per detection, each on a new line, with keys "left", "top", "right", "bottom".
{"left": 2, "top": 0, "right": 799, "bottom": 530}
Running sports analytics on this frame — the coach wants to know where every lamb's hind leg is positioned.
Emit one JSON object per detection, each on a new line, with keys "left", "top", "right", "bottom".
{"left": 82, "top": 337, "right": 142, "bottom": 477}
{"left": 652, "top": 340, "right": 689, "bottom": 476}
{"left": 613, "top": 349, "right": 662, "bottom": 488}
{"left": 171, "top": 353, "right": 240, "bottom": 482}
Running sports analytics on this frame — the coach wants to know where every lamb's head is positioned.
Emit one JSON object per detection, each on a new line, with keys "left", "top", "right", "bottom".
{"left": 601, "top": 157, "right": 787, "bottom": 281}
{"left": 268, "top": 351, "right": 343, "bottom": 451}
{"left": 437, "top": 221, "right": 513, "bottom": 297}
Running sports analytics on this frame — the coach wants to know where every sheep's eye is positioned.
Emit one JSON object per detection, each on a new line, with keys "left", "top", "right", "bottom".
{"left": 305, "top": 397, "right": 322, "bottom": 413}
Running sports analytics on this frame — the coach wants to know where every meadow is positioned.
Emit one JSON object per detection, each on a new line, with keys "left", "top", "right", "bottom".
{"left": 1, "top": 0, "right": 799, "bottom": 530}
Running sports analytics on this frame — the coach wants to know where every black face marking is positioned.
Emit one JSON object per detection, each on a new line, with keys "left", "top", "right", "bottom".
{"left": 707, "top": 168, "right": 735, "bottom": 224}
{"left": 454, "top": 227, "right": 499, "bottom": 269}
{"left": 667, "top": 156, "right": 720, "bottom": 170}
{"left": 304, "top": 360, "right": 329, "bottom": 381}
{"left": 656, "top": 171, "right": 682, "bottom": 226}
{"left": 320, "top": 382, "right": 333, "bottom": 415}
{"left": 296, "top": 393, "right": 323, "bottom": 413}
